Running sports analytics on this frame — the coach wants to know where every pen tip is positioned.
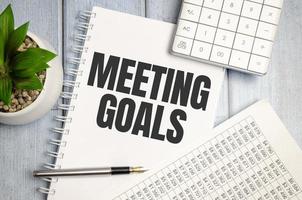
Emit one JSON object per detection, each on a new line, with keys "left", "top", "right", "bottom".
{"left": 130, "top": 166, "right": 148, "bottom": 173}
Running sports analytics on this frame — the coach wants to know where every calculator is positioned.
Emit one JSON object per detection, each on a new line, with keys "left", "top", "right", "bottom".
{"left": 171, "top": 0, "right": 283, "bottom": 75}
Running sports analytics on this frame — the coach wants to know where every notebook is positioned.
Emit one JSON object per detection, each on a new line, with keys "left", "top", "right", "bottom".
{"left": 42, "top": 6, "right": 225, "bottom": 199}
{"left": 111, "top": 100, "right": 302, "bottom": 200}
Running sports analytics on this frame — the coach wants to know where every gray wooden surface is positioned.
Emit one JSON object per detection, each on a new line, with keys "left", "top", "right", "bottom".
{"left": 0, "top": 0, "right": 301, "bottom": 199}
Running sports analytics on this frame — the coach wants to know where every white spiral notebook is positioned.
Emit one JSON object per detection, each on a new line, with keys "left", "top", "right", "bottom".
{"left": 41, "top": 6, "right": 225, "bottom": 199}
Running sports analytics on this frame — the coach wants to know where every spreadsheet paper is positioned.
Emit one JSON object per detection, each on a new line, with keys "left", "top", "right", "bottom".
{"left": 112, "top": 100, "right": 302, "bottom": 200}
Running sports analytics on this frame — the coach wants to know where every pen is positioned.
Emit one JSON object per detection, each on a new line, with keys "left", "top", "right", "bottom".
{"left": 33, "top": 166, "right": 148, "bottom": 177}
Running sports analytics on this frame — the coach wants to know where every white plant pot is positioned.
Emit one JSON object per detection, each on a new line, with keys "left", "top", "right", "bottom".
{"left": 0, "top": 32, "right": 63, "bottom": 125}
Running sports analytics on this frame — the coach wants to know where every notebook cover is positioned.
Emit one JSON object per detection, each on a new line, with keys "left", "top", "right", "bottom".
{"left": 47, "top": 6, "right": 225, "bottom": 200}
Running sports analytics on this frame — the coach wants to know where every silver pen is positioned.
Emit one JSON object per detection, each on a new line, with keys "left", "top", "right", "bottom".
{"left": 33, "top": 166, "right": 147, "bottom": 177}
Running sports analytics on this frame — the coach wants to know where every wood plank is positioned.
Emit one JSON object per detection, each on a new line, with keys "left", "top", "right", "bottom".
{"left": 0, "top": 1, "right": 62, "bottom": 200}
{"left": 145, "top": 0, "right": 182, "bottom": 22}
{"left": 145, "top": 0, "right": 230, "bottom": 125}
{"left": 228, "top": 0, "right": 302, "bottom": 147}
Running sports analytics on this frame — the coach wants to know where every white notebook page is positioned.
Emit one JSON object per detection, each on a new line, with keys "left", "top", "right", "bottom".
{"left": 110, "top": 100, "right": 302, "bottom": 200}
{"left": 48, "top": 7, "right": 225, "bottom": 200}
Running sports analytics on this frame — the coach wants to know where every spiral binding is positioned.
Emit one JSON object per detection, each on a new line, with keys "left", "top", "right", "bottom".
{"left": 38, "top": 10, "right": 96, "bottom": 195}
{"left": 60, "top": 91, "right": 78, "bottom": 99}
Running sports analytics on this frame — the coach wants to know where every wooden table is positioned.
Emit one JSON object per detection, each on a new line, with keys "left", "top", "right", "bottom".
{"left": 0, "top": 0, "right": 301, "bottom": 199}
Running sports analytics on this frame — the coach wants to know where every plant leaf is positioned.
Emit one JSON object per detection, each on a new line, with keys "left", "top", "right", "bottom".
{"left": 14, "top": 75, "right": 43, "bottom": 90}
{"left": 0, "top": 76, "right": 12, "bottom": 105}
{"left": 0, "top": 4, "right": 14, "bottom": 45}
{"left": 6, "top": 22, "right": 29, "bottom": 58}
{"left": 13, "top": 63, "right": 49, "bottom": 78}
{"left": 0, "top": 29, "right": 4, "bottom": 65}
{"left": 11, "top": 48, "right": 56, "bottom": 71}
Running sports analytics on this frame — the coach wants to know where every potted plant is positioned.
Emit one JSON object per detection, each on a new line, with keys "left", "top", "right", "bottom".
{"left": 0, "top": 5, "right": 63, "bottom": 125}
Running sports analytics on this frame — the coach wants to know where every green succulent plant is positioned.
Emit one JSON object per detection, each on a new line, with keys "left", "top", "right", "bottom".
{"left": 0, "top": 4, "right": 56, "bottom": 105}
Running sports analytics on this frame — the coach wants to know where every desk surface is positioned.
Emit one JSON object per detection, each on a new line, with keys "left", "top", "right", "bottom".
{"left": 0, "top": 0, "right": 301, "bottom": 200}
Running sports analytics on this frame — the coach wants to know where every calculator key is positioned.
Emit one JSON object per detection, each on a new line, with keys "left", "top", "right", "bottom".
{"left": 260, "top": 5, "right": 281, "bottom": 25}
{"left": 256, "top": 22, "right": 277, "bottom": 41}
{"left": 181, "top": 3, "right": 202, "bottom": 22}
{"left": 241, "top": 1, "right": 262, "bottom": 20}
{"left": 191, "top": 41, "right": 212, "bottom": 60}
{"left": 233, "top": 33, "right": 254, "bottom": 52}
{"left": 248, "top": 55, "right": 270, "bottom": 74}
{"left": 264, "top": 0, "right": 283, "bottom": 8}
{"left": 176, "top": 19, "right": 198, "bottom": 38}
{"left": 199, "top": 7, "right": 220, "bottom": 26}
{"left": 210, "top": 45, "right": 231, "bottom": 64}
{"left": 229, "top": 50, "right": 250, "bottom": 69}
{"left": 184, "top": 0, "right": 204, "bottom": 6}
{"left": 214, "top": 29, "right": 235, "bottom": 48}
{"left": 237, "top": 17, "right": 258, "bottom": 36}
{"left": 203, "top": 0, "right": 224, "bottom": 10}
{"left": 195, "top": 24, "right": 216, "bottom": 43}
{"left": 218, "top": 12, "right": 239, "bottom": 31}
{"left": 222, "top": 0, "right": 244, "bottom": 15}
{"left": 252, "top": 38, "right": 273, "bottom": 57}
{"left": 172, "top": 36, "right": 193, "bottom": 55}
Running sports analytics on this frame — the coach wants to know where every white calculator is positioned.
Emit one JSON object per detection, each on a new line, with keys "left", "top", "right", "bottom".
{"left": 171, "top": 0, "right": 283, "bottom": 75}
